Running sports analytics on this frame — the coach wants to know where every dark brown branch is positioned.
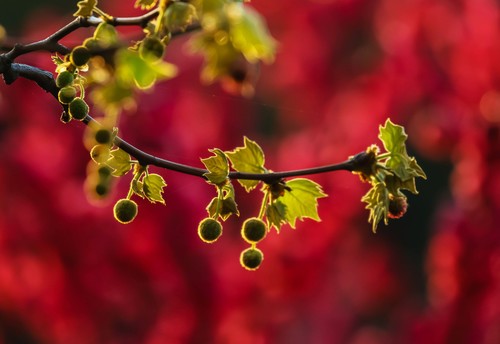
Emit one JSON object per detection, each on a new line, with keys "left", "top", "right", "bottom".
{"left": 0, "top": 59, "right": 361, "bottom": 184}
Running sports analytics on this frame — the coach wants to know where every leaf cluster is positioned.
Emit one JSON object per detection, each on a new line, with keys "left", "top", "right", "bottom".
{"left": 353, "top": 119, "right": 427, "bottom": 232}
{"left": 201, "top": 137, "right": 327, "bottom": 232}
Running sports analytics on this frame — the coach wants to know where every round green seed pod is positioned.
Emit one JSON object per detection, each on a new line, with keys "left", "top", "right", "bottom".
{"left": 113, "top": 199, "right": 138, "bottom": 224}
{"left": 241, "top": 217, "right": 267, "bottom": 244}
{"left": 240, "top": 247, "right": 264, "bottom": 271}
{"left": 197, "top": 218, "right": 222, "bottom": 243}
{"left": 70, "top": 45, "right": 91, "bottom": 67}
{"left": 94, "top": 182, "right": 110, "bottom": 197}
{"left": 94, "top": 128, "right": 112, "bottom": 144}
{"left": 83, "top": 37, "right": 101, "bottom": 50}
{"left": 69, "top": 98, "right": 89, "bottom": 121}
{"left": 56, "top": 71, "right": 75, "bottom": 88}
{"left": 139, "top": 36, "right": 165, "bottom": 61}
{"left": 97, "top": 165, "right": 112, "bottom": 181}
{"left": 58, "top": 86, "right": 77, "bottom": 104}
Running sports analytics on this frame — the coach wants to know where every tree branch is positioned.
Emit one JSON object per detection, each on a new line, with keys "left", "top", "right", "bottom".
{"left": 0, "top": 59, "right": 362, "bottom": 183}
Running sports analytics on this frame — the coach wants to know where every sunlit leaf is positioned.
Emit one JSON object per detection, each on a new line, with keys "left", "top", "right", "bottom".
{"left": 227, "top": 3, "right": 276, "bottom": 63}
{"left": 143, "top": 173, "right": 167, "bottom": 204}
{"left": 135, "top": 0, "right": 158, "bottom": 10}
{"left": 379, "top": 118, "right": 408, "bottom": 155}
{"left": 131, "top": 179, "right": 145, "bottom": 198}
{"left": 225, "top": 136, "right": 266, "bottom": 192}
{"left": 115, "top": 49, "right": 177, "bottom": 89}
{"left": 106, "top": 148, "right": 132, "bottom": 176}
{"left": 74, "top": 0, "right": 98, "bottom": 17}
{"left": 91, "top": 80, "right": 135, "bottom": 116}
{"left": 277, "top": 178, "right": 327, "bottom": 229}
{"left": 164, "top": 2, "right": 198, "bottom": 32}
{"left": 266, "top": 200, "right": 287, "bottom": 231}
{"left": 361, "top": 182, "right": 389, "bottom": 233}
{"left": 207, "top": 196, "right": 239, "bottom": 220}
{"left": 201, "top": 148, "right": 229, "bottom": 185}
{"left": 93, "top": 22, "right": 118, "bottom": 47}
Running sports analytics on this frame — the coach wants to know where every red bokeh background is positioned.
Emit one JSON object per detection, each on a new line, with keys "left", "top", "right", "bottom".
{"left": 2, "top": 0, "right": 500, "bottom": 343}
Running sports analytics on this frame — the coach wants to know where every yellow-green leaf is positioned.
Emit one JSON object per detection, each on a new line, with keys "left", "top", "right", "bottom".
{"left": 227, "top": 3, "right": 276, "bottom": 63}
{"left": 278, "top": 178, "right": 327, "bottom": 228}
{"left": 164, "top": 2, "right": 198, "bottom": 32}
{"left": 74, "top": 0, "right": 98, "bottom": 17}
{"left": 115, "top": 49, "right": 177, "bottom": 89}
{"left": 361, "top": 182, "right": 389, "bottom": 233}
{"left": 201, "top": 148, "right": 229, "bottom": 185}
{"left": 266, "top": 200, "right": 287, "bottom": 231}
{"left": 225, "top": 136, "right": 266, "bottom": 192}
{"left": 106, "top": 148, "right": 132, "bottom": 176}
{"left": 93, "top": 22, "right": 118, "bottom": 47}
{"left": 143, "top": 173, "right": 167, "bottom": 204}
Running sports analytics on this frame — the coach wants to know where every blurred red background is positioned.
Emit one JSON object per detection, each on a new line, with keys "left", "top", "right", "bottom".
{"left": 1, "top": 0, "right": 500, "bottom": 343}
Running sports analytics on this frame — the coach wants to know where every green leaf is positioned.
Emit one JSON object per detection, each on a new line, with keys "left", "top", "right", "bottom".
{"left": 227, "top": 3, "right": 277, "bottom": 63}
{"left": 74, "top": 0, "right": 98, "bottom": 17}
{"left": 131, "top": 179, "right": 145, "bottom": 198}
{"left": 106, "top": 148, "right": 132, "bottom": 176}
{"left": 273, "top": 178, "right": 327, "bottom": 229}
{"left": 201, "top": 148, "right": 229, "bottom": 185}
{"left": 164, "top": 2, "right": 198, "bottom": 32}
{"left": 378, "top": 118, "right": 408, "bottom": 155}
{"left": 265, "top": 200, "right": 287, "bottom": 231}
{"left": 206, "top": 182, "right": 239, "bottom": 220}
{"left": 91, "top": 80, "right": 135, "bottom": 117}
{"left": 135, "top": 0, "right": 158, "bottom": 10}
{"left": 93, "top": 22, "right": 118, "bottom": 47}
{"left": 143, "top": 173, "right": 167, "bottom": 204}
{"left": 115, "top": 49, "right": 177, "bottom": 89}
{"left": 207, "top": 196, "right": 239, "bottom": 220}
{"left": 225, "top": 136, "right": 266, "bottom": 192}
{"left": 361, "top": 182, "right": 389, "bottom": 233}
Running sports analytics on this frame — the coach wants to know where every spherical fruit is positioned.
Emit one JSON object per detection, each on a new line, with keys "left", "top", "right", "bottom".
{"left": 240, "top": 247, "right": 264, "bottom": 271}
{"left": 97, "top": 165, "right": 112, "bottom": 180}
{"left": 70, "top": 45, "right": 91, "bottom": 67}
{"left": 56, "top": 71, "right": 75, "bottom": 88}
{"left": 83, "top": 38, "right": 101, "bottom": 50}
{"left": 58, "top": 86, "right": 77, "bottom": 104}
{"left": 388, "top": 195, "right": 408, "bottom": 219}
{"left": 139, "top": 36, "right": 165, "bottom": 61}
{"left": 95, "top": 128, "right": 111, "bottom": 144}
{"left": 69, "top": 98, "right": 89, "bottom": 121}
{"left": 241, "top": 217, "right": 267, "bottom": 244}
{"left": 95, "top": 182, "right": 110, "bottom": 197}
{"left": 197, "top": 218, "right": 222, "bottom": 243}
{"left": 113, "top": 199, "right": 138, "bottom": 224}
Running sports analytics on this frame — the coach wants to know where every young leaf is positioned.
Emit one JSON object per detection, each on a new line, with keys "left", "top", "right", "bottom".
{"left": 278, "top": 178, "right": 327, "bottom": 228}
{"left": 74, "top": 0, "right": 98, "bottom": 17}
{"left": 93, "top": 22, "right": 118, "bottom": 47}
{"left": 377, "top": 119, "right": 427, "bottom": 186}
{"left": 135, "top": 0, "right": 158, "bottom": 10}
{"left": 361, "top": 182, "right": 389, "bottom": 233}
{"left": 207, "top": 196, "right": 239, "bottom": 220}
{"left": 115, "top": 49, "right": 177, "bottom": 89}
{"left": 106, "top": 148, "right": 132, "bottom": 176}
{"left": 164, "top": 2, "right": 198, "bottom": 32}
{"left": 265, "top": 200, "right": 287, "bottom": 231}
{"left": 225, "top": 136, "right": 266, "bottom": 191}
{"left": 378, "top": 118, "right": 408, "bottom": 155}
{"left": 131, "top": 179, "right": 145, "bottom": 198}
{"left": 227, "top": 4, "right": 277, "bottom": 63}
{"left": 201, "top": 148, "right": 229, "bottom": 185}
{"left": 143, "top": 173, "right": 167, "bottom": 204}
